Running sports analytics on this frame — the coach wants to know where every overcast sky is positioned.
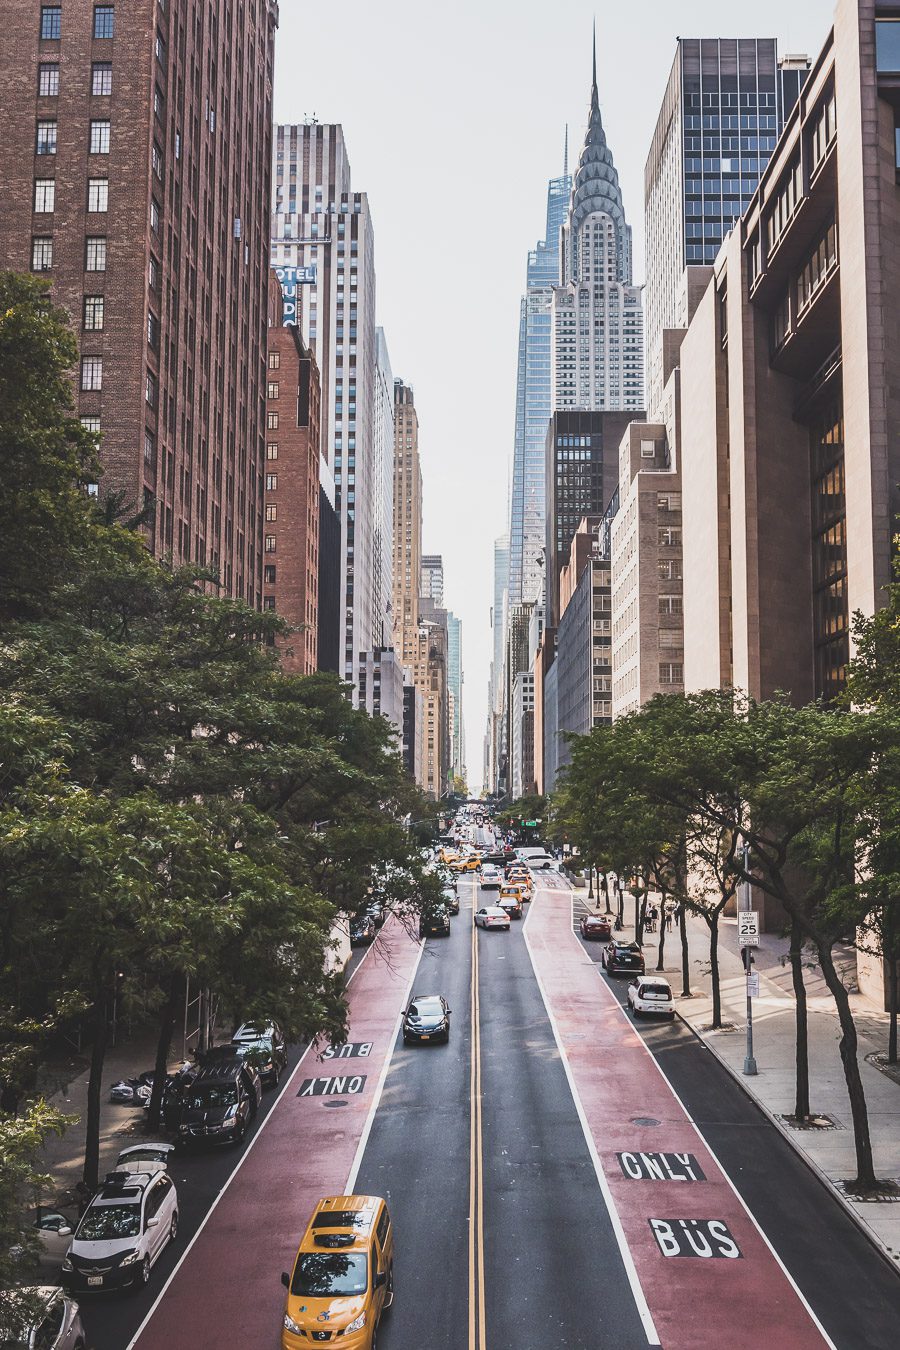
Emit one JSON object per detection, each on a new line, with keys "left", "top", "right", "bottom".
{"left": 274, "top": 0, "right": 833, "bottom": 791}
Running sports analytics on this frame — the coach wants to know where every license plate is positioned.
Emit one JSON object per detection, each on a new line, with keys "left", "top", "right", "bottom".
{"left": 87, "top": 1276, "right": 103, "bottom": 1286}
{"left": 420, "top": 1034, "right": 430, "bottom": 1041}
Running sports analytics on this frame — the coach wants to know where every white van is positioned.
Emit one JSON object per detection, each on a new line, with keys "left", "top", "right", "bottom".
{"left": 515, "top": 848, "right": 556, "bottom": 870}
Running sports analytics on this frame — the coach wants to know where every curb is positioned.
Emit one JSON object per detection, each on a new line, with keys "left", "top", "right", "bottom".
{"left": 675, "top": 1004, "right": 900, "bottom": 1282}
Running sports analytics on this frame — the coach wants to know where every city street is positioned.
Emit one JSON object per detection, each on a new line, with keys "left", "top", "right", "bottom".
{"left": 70, "top": 861, "right": 900, "bottom": 1350}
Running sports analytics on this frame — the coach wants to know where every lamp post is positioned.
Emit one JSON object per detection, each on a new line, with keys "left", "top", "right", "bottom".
{"left": 738, "top": 843, "right": 758, "bottom": 1076}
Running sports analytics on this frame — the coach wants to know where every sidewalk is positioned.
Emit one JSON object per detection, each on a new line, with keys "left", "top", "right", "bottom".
{"left": 614, "top": 897, "right": 900, "bottom": 1265}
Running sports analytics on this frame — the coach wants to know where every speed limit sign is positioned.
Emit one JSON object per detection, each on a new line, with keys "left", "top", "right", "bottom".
{"left": 738, "top": 910, "right": 760, "bottom": 947}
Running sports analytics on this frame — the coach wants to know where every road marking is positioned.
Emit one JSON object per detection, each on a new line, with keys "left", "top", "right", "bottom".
{"left": 577, "top": 892, "right": 837, "bottom": 1349}
{"left": 522, "top": 890, "right": 662, "bottom": 1348}
{"left": 125, "top": 936, "right": 383, "bottom": 1350}
{"left": 469, "top": 887, "right": 487, "bottom": 1350}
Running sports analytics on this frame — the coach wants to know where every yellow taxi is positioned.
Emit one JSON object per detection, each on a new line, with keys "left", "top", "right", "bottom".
{"left": 281, "top": 1194, "right": 393, "bottom": 1348}
{"left": 449, "top": 855, "right": 481, "bottom": 873}
{"left": 505, "top": 876, "right": 532, "bottom": 900}
{"left": 439, "top": 847, "right": 459, "bottom": 865}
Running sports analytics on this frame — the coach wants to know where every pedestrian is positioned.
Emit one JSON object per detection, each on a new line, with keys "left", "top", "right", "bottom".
{"left": 647, "top": 903, "right": 658, "bottom": 933}
{"left": 665, "top": 906, "right": 674, "bottom": 933}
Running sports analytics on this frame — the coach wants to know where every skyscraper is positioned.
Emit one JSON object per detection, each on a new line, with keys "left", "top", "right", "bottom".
{"left": 271, "top": 123, "right": 378, "bottom": 697}
{"left": 420, "top": 555, "right": 444, "bottom": 607}
{"left": 552, "top": 37, "right": 645, "bottom": 415}
{"left": 508, "top": 157, "right": 571, "bottom": 608}
{"left": 392, "top": 380, "right": 422, "bottom": 642}
{"left": 446, "top": 611, "right": 465, "bottom": 784}
{"left": 371, "top": 328, "right": 395, "bottom": 652}
{"left": 644, "top": 39, "right": 809, "bottom": 418}
{"left": 0, "top": 0, "right": 280, "bottom": 602}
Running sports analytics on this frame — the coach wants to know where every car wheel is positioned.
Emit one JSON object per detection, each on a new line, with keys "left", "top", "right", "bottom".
{"left": 139, "top": 1255, "right": 151, "bottom": 1288}
{"left": 234, "top": 1118, "right": 246, "bottom": 1145}
{"left": 169, "top": 1210, "right": 179, "bottom": 1243}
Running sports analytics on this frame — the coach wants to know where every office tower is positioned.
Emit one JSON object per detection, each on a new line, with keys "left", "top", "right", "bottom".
{"left": 421, "top": 555, "right": 444, "bottom": 607}
{"left": 264, "top": 280, "right": 321, "bottom": 675}
{"left": 392, "top": 381, "right": 423, "bottom": 640}
{"left": 555, "top": 519, "right": 613, "bottom": 775}
{"left": 644, "top": 38, "right": 810, "bottom": 419}
{"left": 271, "top": 123, "right": 377, "bottom": 695}
{"left": 504, "top": 601, "right": 534, "bottom": 799}
{"left": 417, "top": 597, "right": 450, "bottom": 799}
{"left": 484, "top": 534, "right": 509, "bottom": 795}
{"left": 508, "top": 156, "right": 572, "bottom": 609}
{"left": 447, "top": 611, "right": 465, "bottom": 783}
{"left": 371, "top": 328, "right": 395, "bottom": 652}
{"left": 0, "top": 0, "right": 279, "bottom": 601}
{"left": 357, "top": 647, "right": 404, "bottom": 738}
{"left": 552, "top": 38, "right": 644, "bottom": 415}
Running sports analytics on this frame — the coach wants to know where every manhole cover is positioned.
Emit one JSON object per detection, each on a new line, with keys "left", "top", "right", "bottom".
{"left": 323, "top": 1100, "right": 349, "bottom": 1108}
{"left": 630, "top": 1116, "right": 661, "bottom": 1127}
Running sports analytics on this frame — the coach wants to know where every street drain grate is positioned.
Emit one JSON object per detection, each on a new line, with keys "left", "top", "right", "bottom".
{"left": 630, "top": 1116, "right": 661, "bottom": 1127}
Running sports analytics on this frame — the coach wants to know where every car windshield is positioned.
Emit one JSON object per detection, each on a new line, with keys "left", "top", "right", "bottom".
{"left": 408, "top": 999, "right": 442, "bottom": 1018}
{"left": 188, "top": 1084, "right": 237, "bottom": 1109}
{"left": 78, "top": 1202, "right": 141, "bottom": 1240}
{"left": 291, "top": 1252, "right": 368, "bottom": 1297}
{"left": 642, "top": 984, "right": 671, "bottom": 996}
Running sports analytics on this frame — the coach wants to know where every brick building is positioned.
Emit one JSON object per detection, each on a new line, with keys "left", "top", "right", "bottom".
{"left": 0, "top": 0, "right": 279, "bottom": 602}
{"left": 264, "top": 290, "right": 320, "bottom": 675}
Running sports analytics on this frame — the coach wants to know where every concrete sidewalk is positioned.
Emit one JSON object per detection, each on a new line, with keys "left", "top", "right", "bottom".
{"left": 611, "top": 896, "right": 900, "bottom": 1265}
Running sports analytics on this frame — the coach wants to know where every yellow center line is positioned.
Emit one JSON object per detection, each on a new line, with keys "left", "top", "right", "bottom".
{"left": 468, "top": 877, "right": 486, "bottom": 1350}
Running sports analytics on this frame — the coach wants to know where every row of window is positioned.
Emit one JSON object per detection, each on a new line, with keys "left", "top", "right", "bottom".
{"left": 33, "top": 176, "right": 108, "bottom": 213}
{"left": 39, "top": 60, "right": 112, "bottom": 96}
{"left": 31, "top": 233, "right": 110, "bottom": 271}
{"left": 37, "top": 117, "right": 110, "bottom": 154}
{"left": 40, "top": 5, "right": 114, "bottom": 41}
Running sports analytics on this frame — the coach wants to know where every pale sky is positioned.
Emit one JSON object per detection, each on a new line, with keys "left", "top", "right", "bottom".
{"left": 274, "top": 0, "right": 833, "bottom": 791}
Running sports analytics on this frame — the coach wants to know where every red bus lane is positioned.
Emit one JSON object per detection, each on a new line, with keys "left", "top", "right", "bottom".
{"left": 128, "top": 920, "right": 423, "bottom": 1350}
{"left": 524, "top": 885, "right": 832, "bottom": 1350}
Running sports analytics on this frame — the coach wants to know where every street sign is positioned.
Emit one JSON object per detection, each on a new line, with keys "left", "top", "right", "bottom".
{"left": 747, "top": 972, "right": 760, "bottom": 998}
{"left": 737, "top": 910, "right": 759, "bottom": 947}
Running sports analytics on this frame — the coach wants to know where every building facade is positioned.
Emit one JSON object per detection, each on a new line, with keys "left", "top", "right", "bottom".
{"left": 421, "top": 555, "right": 444, "bottom": 607}
{"left": 509, "top": 162, "right": 572, "bottom": 609}
{"left": 371, "top": 327, "right": 395, "bottom": 653}
{"left": 271, "top": 123, "right": 378, "bottom": 697}
{"left": 0, "top": 0, "right": 280, "bottom": 601}
{"left": 447, "top": 611, "right": 465, "bottom": 785}
{"left": 392, "top": 380, "right": 422, "bottom": 640}
{"left": 511, "top": 671, "right": 535, "bottom": 799}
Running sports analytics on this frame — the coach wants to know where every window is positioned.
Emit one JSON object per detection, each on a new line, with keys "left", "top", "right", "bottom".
{"left": 91, "top": 61, "right": 112, "bottom": 96}
{"left": 33, "top": 178, "right": 55, "bottom": 212}
{"left": 148, "top": 254, "right": 159, "bottom": 290}
{"left": 265, "top": 504, "right": 277, "bottom": 522}
{"left": 264, "top": 564, "right": 276, "bottom": 585}
{"left": 147, "top": 310, "right": 159, "bottom": 348}
{"left": 38, "top": 62, "right": 59, "bottom": 96}
{"left": 80, "top": 415, "right": 101, "bottom": 436}
{"left": 876, "top": 19, "right": 900, "bottom": 73}
{"left": 268, "top": 350, "right": 280, "bottom": 369}
{"left": 87, "top": 178, "right": 108, "bottom": 212}
{"left": 36, "top": 120, "right": 57, "bottom": 155}
{"left": 659, "top": 662, "right": 683, "bottom": 686}
{"left": 658, "top": 527, "right": 682, "bottom": 547}
{"left": 640, "top": 440, "right": 656, "bottom": 458}
{"left": 267, "top": 381, "right": 279, "bottom": 399}
{"left": 31, "top": 237, "right": 53, "bottom": 271}
{"left": 40, "top": 7, "right": 61, "bottom": 40}
{"left": 93, "top": 5, "right": 115, "bottom": 39}
{"left": 267, "top": 411, "right": 279, "bottom": 430}
{"left": 796, "top": 222, "right": 838, "bottom": 315}
{"left": 89, "top": 120, "right": 110, "bottom": 154}
{"left": 265, "top": 534, "right": 276, "bottom": 553}
{"left": 81, "top": 355, "right": 103, "bottom": 390}
{"left": 144, "top": 429, "right": 155, "bottom": 465}
{"left": 151, "top": 141, "right": 162, "bottom": 176}
{"left": 150, "top": 197, "right": 160, "bottom": 233}
{"left": 85, "top": 236, "right": 106, "bottom": 270}
{"left": 659, "top": 595, "right": 683, "bottom": 616}
{"left": 83, "top": 295, "right": 104, "bottom": 330}
{"left": 145, "top": 369, "right": 157, "bottom": 407}
{"left": 266, "top": 474, "right": 277, "bottom": 491}
{"left": 266, "top": 443, "right": 278, "bottom": 460}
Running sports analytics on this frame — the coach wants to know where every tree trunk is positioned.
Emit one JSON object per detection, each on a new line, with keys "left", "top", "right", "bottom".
{"left": 818, "top": 942, "right": 878, "bottom": 1191}
{"left": 889, "top": 955, "right": 898, "bottom": 1066}
{"left": 601, "top": 873, "right": 611, "bottom": 915}
{"left": 679, "top": 903, "right": 691, "bottom": 997}
{"left": 616, "top": 884, "right": 624, "bottom": 928}
{"left": 636, "top": 892, "right": 646, "bottom": 947}
{"left": 709, "top": 915, "right": 722, "bottom": 1030}
{"left": 83, "top": 995, "right": 109, "bottom": 1191}
{"left": 789, "top": 918, "right": 810, "bottom": 1121}
{"left": 147, "top": 975, "right": 180, "bottom": 1132}
{"left": 656, "top": 892, "right": 667, "bottom": 972}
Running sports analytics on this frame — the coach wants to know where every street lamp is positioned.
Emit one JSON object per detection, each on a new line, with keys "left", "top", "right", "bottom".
{"left": 738, "top": 843, "right": 758, "bottom": 1076}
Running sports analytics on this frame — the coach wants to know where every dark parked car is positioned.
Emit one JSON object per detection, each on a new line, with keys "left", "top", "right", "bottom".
{"left": 580, "top": 914, "right": 612, "bottom": 941}
{"left": 402, "top": 994, "right": 452, "bottom": 1045}
{"left": 442, "top": 885, "right": 460, "bottom": 915}
{"left": 175, "top": 1059, "right": 262, "bottom": 1146}
{"left": 200, "top": 1034, "right": 286, "bottom": 1089}
{"left": 420, "top": 905, "right": 451, "bottom": 938}
{"left": 349, "top": 913, "right": 377, "bottom": 946}
{"left": 366, "top": 901, "right": 387, "bottom": 929}
{"left": 602, "top": 941, "right": 646, "bottom": 976}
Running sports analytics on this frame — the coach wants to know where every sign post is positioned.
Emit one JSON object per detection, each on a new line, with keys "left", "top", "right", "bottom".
{"left": 737, "top": 845, "right": 758, "bottom": 1076}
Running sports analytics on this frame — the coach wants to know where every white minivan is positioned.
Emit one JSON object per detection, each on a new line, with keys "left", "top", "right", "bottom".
{"left": 515, "top": 848, "right": 556, "bottom": 870}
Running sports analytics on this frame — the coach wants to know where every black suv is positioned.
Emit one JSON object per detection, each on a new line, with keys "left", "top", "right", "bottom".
{"left": 602, "top": 941, "right": 646, "bottom": 976}
{"left": 420, "top": 904, "right": 451, "bottom": 938}
{"left": 175, "top": 1059, "right": 262, "bottom": 1146}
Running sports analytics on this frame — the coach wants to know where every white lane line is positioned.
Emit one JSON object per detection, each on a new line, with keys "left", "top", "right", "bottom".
{"left": 125, "top": 935, "right": 384, "bottom": 1350}
{"left": 582, "top": 892, "right": 837, "bottom": 1349}
{"left": 344, "top": 936, "right": 425, "bottom": 1193}
{"left": 523, "top": 886, "right": 661, "bottom": 1348}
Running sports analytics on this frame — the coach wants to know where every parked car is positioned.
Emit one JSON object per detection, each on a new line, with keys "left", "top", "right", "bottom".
{"left": 515, "top": 849, "right": 556, "bottom": 870}
{"left": 402, "top": 994, "right": 452, "bottom": 1044}
{"left": 419, "top": 905, "right": 451, "bottom": 938}
{"left": 580, "top": 913, "right": 612, "bottom": 941}
{"left": 349, "top": 913, "right": 377, "bottom": 946}
{"left": 29, "top": 1212, "right": 76, "bottom": 1268}
{"left": 479, "top": 865, "right": 502, "bottom": 889}
{"left": 229, "top": 1023, "right": 288, "bottom": 1087}
{"left": 62, "top": 1168, "right": 178, "bottom": 1293}
{"left": 627, "top": 976, "right": 675, "bottom": 1019}
{"left": 0, "top": 1286, "right": 86, "bottom": 1349}
{"left": 113, "top": 1143, "right": 174, "bottom": 1176}
{"left": 496, "top": 891, "right": 523, "bottom": 920}
{"left": 473, "top": 906, "right": 510, "bottom": 931}
{"left": 175, "top": 1058, "right": 262, "bottom": 1146}
{"left": 602, "top": 941, "right": 646, "bottom": 976}
{"left": 442, "top": 884, "right": 460, "bottom": 914}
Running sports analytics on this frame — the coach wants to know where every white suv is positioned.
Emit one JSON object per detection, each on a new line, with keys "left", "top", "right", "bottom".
{"left": 62, "top": 1168, "right": 178, "bottom": 1293}
{"left": 627, "top": 976, "right": 675, "bottom": 1019}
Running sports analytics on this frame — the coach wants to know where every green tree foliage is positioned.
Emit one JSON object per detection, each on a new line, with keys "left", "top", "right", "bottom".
{"left": 0, "top": 1100, "right": 72, "bottom": 1331}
